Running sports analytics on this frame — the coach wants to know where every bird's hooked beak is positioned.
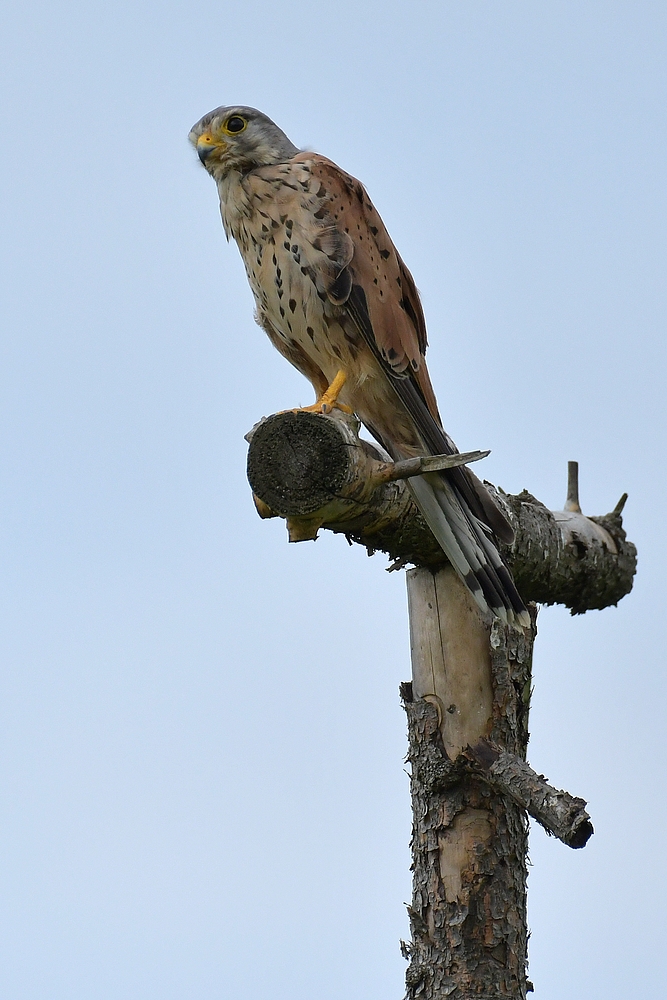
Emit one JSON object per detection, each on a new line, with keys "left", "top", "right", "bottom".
{"left": 196, "top": 133, "right": 226, "bottom": 164}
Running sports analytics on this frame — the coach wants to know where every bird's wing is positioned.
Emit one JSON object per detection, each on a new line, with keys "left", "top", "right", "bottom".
{"left": 293, "top": 155, "right": 438, "bottom": 408}
{"left": 294, "top": 155, "right": 515, "bottom": 541}
{"left": 283, "top": 154, "right": 527, "bottom": 625}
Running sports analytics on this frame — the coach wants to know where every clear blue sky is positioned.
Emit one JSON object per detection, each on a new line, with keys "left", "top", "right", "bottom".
{"left": 1, "top": 2, "right": 664, "bottom": 996}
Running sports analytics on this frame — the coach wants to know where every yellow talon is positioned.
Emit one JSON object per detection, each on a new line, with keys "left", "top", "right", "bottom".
{"left": 300, "top": 370, "right": 353, "bottom": 414}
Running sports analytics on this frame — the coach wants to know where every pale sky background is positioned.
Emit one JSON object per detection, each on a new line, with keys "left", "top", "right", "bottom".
{"left": 1, "top": 2, "right": 665, "bottom": 997}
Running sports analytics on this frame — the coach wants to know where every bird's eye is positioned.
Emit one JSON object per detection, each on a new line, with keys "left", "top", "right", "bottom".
{"left": 224, "top": 115, "right": 247, "bottom": 134}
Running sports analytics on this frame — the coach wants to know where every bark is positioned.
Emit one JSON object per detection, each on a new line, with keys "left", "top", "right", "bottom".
{"left": 245, "top": 408, "right": 635, "bottom": 999}
{"left": 403, "top": 568, "right": 534, "bottom": 999}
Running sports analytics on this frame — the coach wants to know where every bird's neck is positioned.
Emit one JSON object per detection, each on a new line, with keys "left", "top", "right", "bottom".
{"left": 217, "top": 170, "right": 249, "bottom": 242}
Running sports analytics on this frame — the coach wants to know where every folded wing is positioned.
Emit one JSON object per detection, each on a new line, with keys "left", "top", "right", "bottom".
{"left": 296, "top": 154, "right": 529, "bottom": 626}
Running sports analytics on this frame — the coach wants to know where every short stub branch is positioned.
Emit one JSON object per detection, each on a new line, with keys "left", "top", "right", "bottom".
{"left": 465, "top": 739, "right": 594, "bottom": 849}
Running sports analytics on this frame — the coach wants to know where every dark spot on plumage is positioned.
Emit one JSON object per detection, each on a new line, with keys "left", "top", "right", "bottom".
{"left": 293, "top": 253, "right": 301, "bottom": 263}
{"left": 276, "top": 266, "right": 281, "bottom": 278}
{"left": 317, "top": 289, "right": 327, "bottom": 301}
{"left": 258, "top": 210, "right": 270, "bottom": 219}
{"left": 401, "top": 294, "right": 420, "bottom": 329}
{"left": 261, "top": 224, "right": 269, "bottom": 233}
{"left": 272, "top": 254, "right": 277, "bottom": 265}
{"left": 277, "top": 289, "right": 283, "bottom": 299}
{"left": 387, "top": 348, "right": 398, "bottom": 360}
{"left": 380, "top": 249, "right": 390, "bottom": 259}
{"left": 300, "top": 265, "right": 313, "bottom": 278}
{"left": 332, "top": 345, "right": 342, "bottom": 359}
{"left": 279, "top": 306, "right": 285, "bottom": 317}
{"left": 411, "top": 359, "right": 419, "bottom": 371}
{"left": 317, "top": 184, "right": 327, "bottom": 197}
{"left": 328, "top": 267, "right": 352, "bottom": 304}
{"left": 373, "top": 277, "right": 378, "bottom": 284}
{"left": 283, "top": 241, "right": 291, "bottom": 250}
{"left": 288, "top": 298, "right": 296, "bottom": 313}
{"left": 314, "top": 206, "right": 327, "bottom": 220}
{"left": 307, "top": 326, "right": 315, "bottom": 340}
{"left": 369, "top": 225, "right": 378, "bottom": 236}
{"left": 271, "top": 219, "right": 280, "bottom": 229}
{"left": 291, "top": 245, "right": 298, "bottom": 253}
{"left": 396, "top": 276, "right": 402, "bottom": 286}
{"left": 280, "top": 214, "right": 287, "bottom": 224}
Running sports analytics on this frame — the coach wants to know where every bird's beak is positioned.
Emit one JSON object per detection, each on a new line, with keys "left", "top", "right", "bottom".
{"left": 196, "top": 133, "right": 225, "bottom": 164}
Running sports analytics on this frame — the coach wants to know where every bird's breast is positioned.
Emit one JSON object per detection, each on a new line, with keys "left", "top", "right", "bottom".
{"left": 232, "top": 220, "right": 363, "bottom": 383}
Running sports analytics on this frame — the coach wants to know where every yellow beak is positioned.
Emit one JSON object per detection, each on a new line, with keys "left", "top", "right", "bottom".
{"left": 196, "top": 133, "right": 225, "bottom": 163}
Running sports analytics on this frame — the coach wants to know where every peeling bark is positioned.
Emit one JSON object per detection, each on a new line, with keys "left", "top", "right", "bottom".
{"left": 402, "top": 570, "right": 533, "bottom": 999}
{"left": 402, "top": 692, "right": 530, "bottom": 999}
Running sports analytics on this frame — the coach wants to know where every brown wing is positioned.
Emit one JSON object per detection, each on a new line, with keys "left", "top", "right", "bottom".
{"left": 291, "top": 154, "right": 442, "bottom": 423}
{"left": 289, "top": 153, "right": 513, "bottom": 545}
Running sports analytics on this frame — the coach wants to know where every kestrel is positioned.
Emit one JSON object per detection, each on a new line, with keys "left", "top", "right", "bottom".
{"left": 189, "top": 106, "right": 529, "bottom": 627}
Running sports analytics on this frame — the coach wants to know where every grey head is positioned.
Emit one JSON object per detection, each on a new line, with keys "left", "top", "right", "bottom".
{"left": 189, "top": 105, "right": 300, "bottom": 179}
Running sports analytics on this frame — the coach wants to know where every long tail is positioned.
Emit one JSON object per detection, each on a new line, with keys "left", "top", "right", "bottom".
{"left": 344, "top": 284, "right": 528, "bottom": 625}
{"left": 407, "top": 473, "right": 531, "bottom": 627}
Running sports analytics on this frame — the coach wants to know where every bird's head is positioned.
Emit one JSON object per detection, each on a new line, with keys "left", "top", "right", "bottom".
{"left": 189, "top": 106, "right": 300, "bottom": 179}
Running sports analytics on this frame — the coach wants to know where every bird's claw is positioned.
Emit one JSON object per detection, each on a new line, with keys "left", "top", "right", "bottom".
{"left": 299, "top": 399, "right": 354, "bottom": 415}
{"left": 284, "top": 369, "right": 352, "bottom": 415}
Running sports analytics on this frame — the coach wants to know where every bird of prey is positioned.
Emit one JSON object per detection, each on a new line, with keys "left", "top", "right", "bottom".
{"left": 189, "top": 105, "right": 529, "bottom": 627}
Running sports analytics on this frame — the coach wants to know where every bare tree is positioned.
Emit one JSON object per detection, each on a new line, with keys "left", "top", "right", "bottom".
{"left": 246, "top": 409, "right": 636, "bottom": 999}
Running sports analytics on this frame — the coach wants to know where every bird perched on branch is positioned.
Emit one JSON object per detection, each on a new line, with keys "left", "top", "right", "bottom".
{"left": 189, "top": 105, "right": 529, "bottom": 627}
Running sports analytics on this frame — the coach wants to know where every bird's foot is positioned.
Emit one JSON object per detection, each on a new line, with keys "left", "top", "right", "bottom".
{"left": 299, "top": 370, "right": 353, "bottom": 414}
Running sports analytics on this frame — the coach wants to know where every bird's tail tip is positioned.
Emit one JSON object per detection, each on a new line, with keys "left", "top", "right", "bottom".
{"left": 515, "top": 609, "right": 532, "bottom": 629}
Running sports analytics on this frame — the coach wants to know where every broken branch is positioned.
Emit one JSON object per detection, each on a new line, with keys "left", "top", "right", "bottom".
{"left": 246, "top": 409, "right": 636, "bottom": 613}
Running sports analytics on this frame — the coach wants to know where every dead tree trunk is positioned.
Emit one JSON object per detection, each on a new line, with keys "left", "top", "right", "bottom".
{"left": 246, "top": 409, "right": 636, "bottom": 999}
